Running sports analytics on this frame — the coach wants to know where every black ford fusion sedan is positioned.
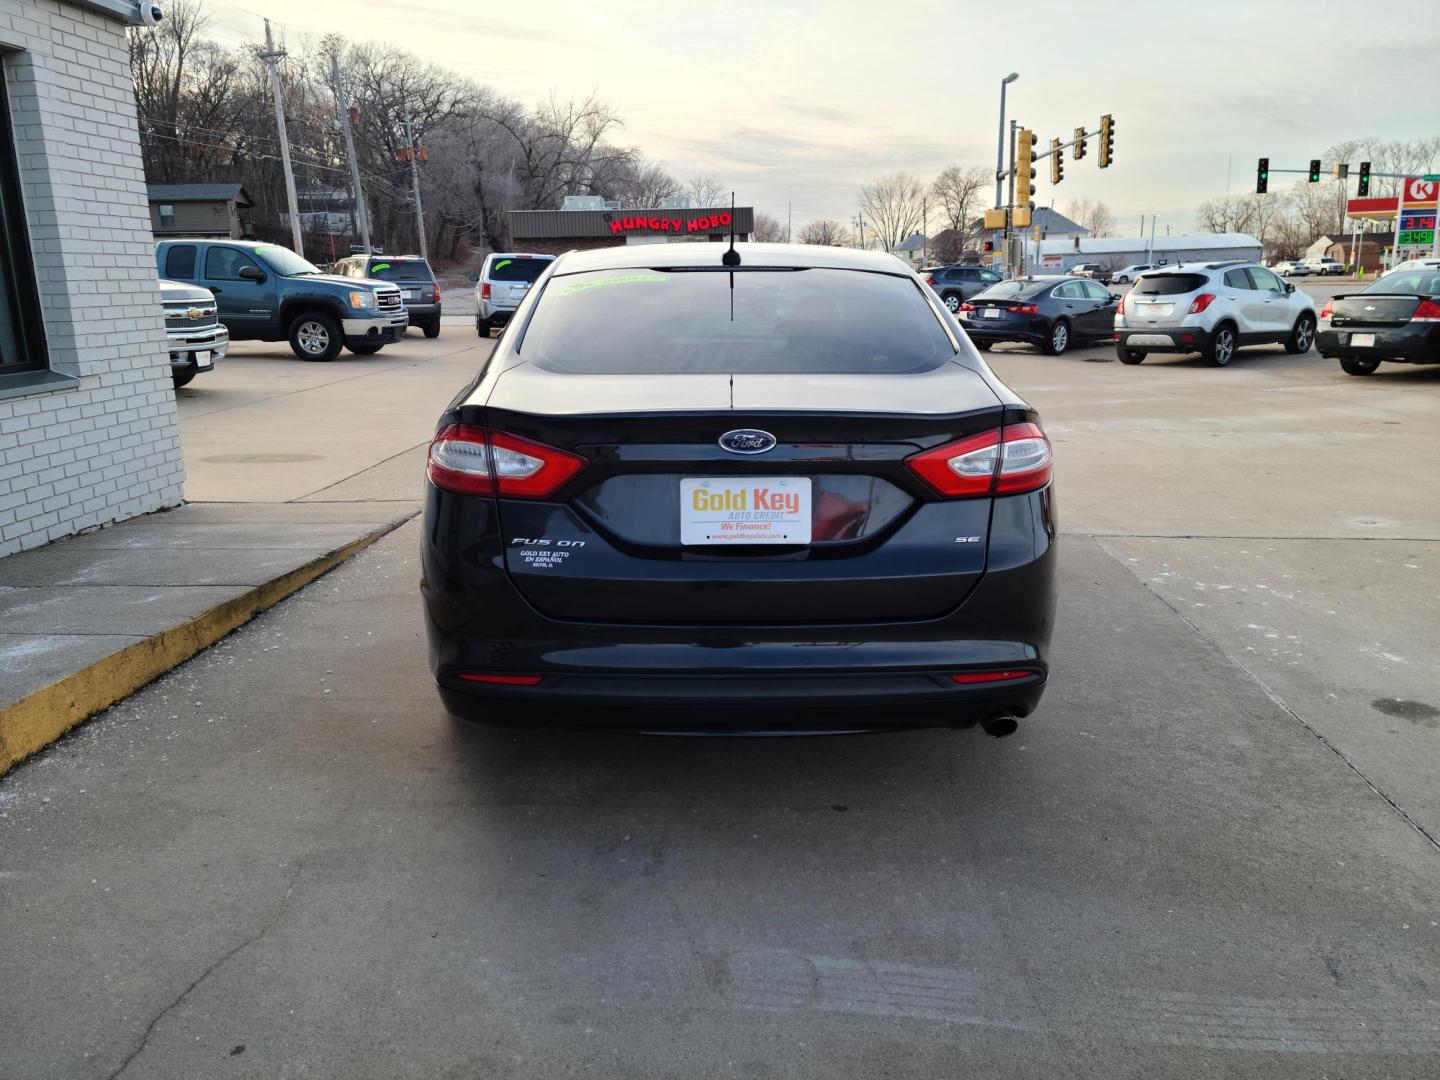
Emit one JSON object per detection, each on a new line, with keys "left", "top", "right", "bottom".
{"left": 421, "top": 243, "right": 1056, "bottom": 735}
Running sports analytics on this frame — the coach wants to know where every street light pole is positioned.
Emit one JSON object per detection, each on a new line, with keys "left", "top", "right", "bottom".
{"left": 996, "top": 72, "right": 1018, "bottom": 209}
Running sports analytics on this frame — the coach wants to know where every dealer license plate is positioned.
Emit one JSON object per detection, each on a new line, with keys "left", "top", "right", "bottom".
{"left": 983, "top": 307, "right": 1002, "bottom": 318}
{"left": 195, "top": 351, "right": 211, "bottom": 368}
{"left": 1352, "top": 333, "right": 1376, "bottom": 348}
{"left": 680, "top": 477, "right": 811, "bottom": 545}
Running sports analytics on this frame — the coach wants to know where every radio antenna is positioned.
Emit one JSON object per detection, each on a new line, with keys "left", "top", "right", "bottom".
{"left": 722, "top": 190, "right": 740, "bottom": 266}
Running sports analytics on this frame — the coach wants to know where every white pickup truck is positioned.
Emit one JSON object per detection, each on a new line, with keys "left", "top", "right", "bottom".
{"left": 160, "top": 279, "right": 228, "bottom": 388}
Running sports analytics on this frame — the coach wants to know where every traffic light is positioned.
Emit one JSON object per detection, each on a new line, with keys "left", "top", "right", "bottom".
{"left": 1016, "top": 128, "right": 1037, "bottom": 202}
{"left": 1358, "top": 161, "right": 1371, "bottom": 197}
{"left": 1050, "top": 138, "right": 1064, "bottom": 184}
{"left": 1308, "top": 159, "right": 1321, "bottom": 183}
{"left": 1256, "top": 157, "right": 1269, "bottom": 194}
{"left": 1073, "top": 126, "right": 1086, "bottom": 160}
{"left": 1098, "top": 114, "right": 1114, "bottom": 168}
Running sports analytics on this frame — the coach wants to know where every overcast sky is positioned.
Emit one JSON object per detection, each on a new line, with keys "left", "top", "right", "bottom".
{"left": 208, "top": 0, "right": 1440, "bottom": 235}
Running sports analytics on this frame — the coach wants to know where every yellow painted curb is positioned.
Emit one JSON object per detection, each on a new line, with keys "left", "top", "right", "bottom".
{"left": 0, "top": 520, "right": 407, "bottom": 776}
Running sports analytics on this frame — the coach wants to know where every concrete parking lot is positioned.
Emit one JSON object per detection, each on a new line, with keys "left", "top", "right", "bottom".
{"left": 3, "top": 319, "right": 1439, "bottom": 1078}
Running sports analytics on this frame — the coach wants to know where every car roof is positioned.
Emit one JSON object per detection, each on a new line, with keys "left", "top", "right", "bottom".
{"left": 549, "top": 242, "right": 917, "bottom": 276}
{"left": 485, "top": 252, "right": 555, "bottom": 261}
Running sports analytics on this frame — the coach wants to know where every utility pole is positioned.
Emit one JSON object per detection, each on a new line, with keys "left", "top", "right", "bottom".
{"left": 259, "top": 20, "right": 303, "bottom": 255}
{"left": 921, "top": 196, "right": 928, "bottom": 265}
{"left": 330, "top": 51, "right": 371, "bottom": 253}
{"left": 401, "top": 110, "right": 427, "bottom": 261}
{"left": 786, "top": 201, "right": 792, "bottom": 243}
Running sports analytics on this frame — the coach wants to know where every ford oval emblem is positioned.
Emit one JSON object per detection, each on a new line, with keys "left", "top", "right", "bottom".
{"left": 719, "top": 429, "right": 777, "bottom": 455}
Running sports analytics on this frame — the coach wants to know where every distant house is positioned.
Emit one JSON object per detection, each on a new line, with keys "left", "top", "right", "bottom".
{"left": 971, "top": 206, "right": 1090, "bottom": 241}
{"left": 893, "top": 233, "right": 928, "bottom": 267}
{"left": 1314, "top": 231, "right": 1394, "bottom": 275}
{"left": 146, "top": 183, "right": 253, "bottom": 239}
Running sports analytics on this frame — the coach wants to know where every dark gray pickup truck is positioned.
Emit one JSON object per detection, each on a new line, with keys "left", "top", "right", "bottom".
{"left": 155, "top": 239, "right": 407, "bottom": 361}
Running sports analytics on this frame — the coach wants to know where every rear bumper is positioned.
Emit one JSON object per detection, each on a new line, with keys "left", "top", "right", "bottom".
{"left": 1115, "top": 326, "right": 1212, "bottom": 353}
{"left": 958, "top": 318, "right": 1048, "bottom": 346}
{"left": 1317, "top": 324, "right": 1439, "bottom": 363}
{"left": 402, "top": 301, "right": 441, "bottom": 320}
{"left": 421, "top": 487, "right": 1057, "bottom": 730}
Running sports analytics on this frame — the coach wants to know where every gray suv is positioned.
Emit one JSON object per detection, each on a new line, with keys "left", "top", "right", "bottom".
{"left": 334, "top": 254, "right": 441, "bottom": 337}
{"left": 472, "top": 253, "right": 555, "bottom": 336}
{"left": 924, "top": 264, "right": 1004, "bottom": 313}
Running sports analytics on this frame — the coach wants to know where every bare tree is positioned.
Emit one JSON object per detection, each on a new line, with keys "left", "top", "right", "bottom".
{"left": 859, "top": 171, "right": 926, "bottom": 252}
{"left": 684, "top": 172, "right": 727, "bottom": 208}
{"left": 751, "top": 211, "right": 786, "bottom": 242}
{"left": 601, "top": 157, "right": 679, "bottom": 207}
{"left": 797, "top": 218, "right": 852, "bottom": 246}
{"left": 930, "top": 165, "right": 988, "bottom": 246}
{"left": 1064, "top": 197, "right": 1116, "bottom": 238}
{"left": 1290, "top": 179, "right": 1346, "bottom": 241}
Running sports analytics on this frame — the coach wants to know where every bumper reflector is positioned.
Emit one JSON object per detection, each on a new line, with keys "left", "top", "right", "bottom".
{"left": 950, "top": 670, "right": 1037, "bottom": 684}
{"left": 457, "top": 673, "right": 543, "bottom": 686}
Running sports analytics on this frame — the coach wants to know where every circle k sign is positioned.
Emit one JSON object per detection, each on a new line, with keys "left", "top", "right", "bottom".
{"left": 1404, "top": 178, "right": 1437, "bottom": 204}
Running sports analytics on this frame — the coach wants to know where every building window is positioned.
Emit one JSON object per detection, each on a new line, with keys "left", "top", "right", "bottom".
{"left": 158, "top": 203, "right": 175, "bottom": 228}
{"left": 0, "top": 59, "right": 49, "bottom": 381}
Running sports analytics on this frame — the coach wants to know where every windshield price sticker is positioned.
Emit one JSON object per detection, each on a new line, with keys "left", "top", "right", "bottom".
{"left": 680, "top": 477, "right": 811, "bottom": 545}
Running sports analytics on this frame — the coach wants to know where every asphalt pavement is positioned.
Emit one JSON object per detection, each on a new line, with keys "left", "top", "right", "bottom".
{"left": 3, "top": 323, "right": 1439, "bottom": 1079}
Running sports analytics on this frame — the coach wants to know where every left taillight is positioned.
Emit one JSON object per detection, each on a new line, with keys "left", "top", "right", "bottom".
{"left": 426, "top": 425, "right": 586, "bottom": 498}
{"left": 905, "top": 422, "right": 1052, "bottom": 498}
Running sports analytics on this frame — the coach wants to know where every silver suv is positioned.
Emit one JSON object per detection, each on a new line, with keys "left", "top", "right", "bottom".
{"left": 471, "top": 253, "right": 555, "bottom": 337}
{"left": 1113, "top": 261, "right": 1317, "bottom": 367}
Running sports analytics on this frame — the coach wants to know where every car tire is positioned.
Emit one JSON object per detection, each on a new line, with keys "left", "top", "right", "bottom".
{"left": 476, "top": 317, "right": 491, "bottom": 338}
{"left": 1339, "top": 357, "right": 1380, "bottom": 376}
{"left": 347, "top": 343, "right": 384, "bottom": 355}
{"left": 1117, "top": 347, "right": 1145, "bottom": 365}
{"left": 289, "top": 311, "right": 343, "bottom": 362}
{"left": 1285, "top": 313, "right": 1316, "bottom": 354}
{"left": 172, "top": 370, "right": 196, "bottom": 388}
{"left": 423, "top": 319, "right": 441, "bottom": 339}
{"left": 1043, "top": 320, "right": 1070, "bottom": 355}
{"left": 1203, "top": 323, "right": 1237, "bottom": 367}
{"left": 942, "top": 293, "right": 962, "bottom": 314}
{"left": 973, "top": 340, "right": 992, "bottom": 351}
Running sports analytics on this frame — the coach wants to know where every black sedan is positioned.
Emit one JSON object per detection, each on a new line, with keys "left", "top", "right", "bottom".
{"left": 956, "top": 276, "right": 1119, "bottom": 355}
{"left": 1317, "top": 267, "right": 1440, "bottom": 375}
{"left": 421, "top": 244, "right": 1056, "bottom": 736}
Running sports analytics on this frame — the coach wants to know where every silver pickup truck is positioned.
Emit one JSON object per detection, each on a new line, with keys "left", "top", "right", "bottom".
{"left": 162, "top": 279, "right": 228, "bottom": 388}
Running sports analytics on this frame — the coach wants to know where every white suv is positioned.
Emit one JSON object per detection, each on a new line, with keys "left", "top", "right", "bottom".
{"left": 1113, "top": 262, "right": 1317, "bottom": 367}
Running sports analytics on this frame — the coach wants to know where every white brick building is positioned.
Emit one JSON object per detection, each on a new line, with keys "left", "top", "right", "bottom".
{"left": 0, "top": 0, "right": 183, "bottom": 558}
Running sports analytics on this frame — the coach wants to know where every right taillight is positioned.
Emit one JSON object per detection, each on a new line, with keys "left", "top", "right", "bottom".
{"left": 905, "top": 422, "right": 1052, "bottom": 498}
{"left": 1116, "top": 295, "right": 1126, "bottom": 314}
{"left": 1412, "top": 298, "right": 1440, "bottom": 322}
{"left": 427, "top": 425, "right": 587, "bottom": 498}
{"left": 1188, "top": 293, "right": 1217, "bottom": 314}
{"left": 481, "top": 283, "right": 491, "bottom": 300}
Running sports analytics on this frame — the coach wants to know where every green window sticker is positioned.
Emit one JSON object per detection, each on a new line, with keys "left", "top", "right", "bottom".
{"left": 371, "top": 262, "right": 390, "bottom": 272}
{"left": 560, "top": 272, "right": 669, "bottom": 295}
{"left": 494, "top": 259, "right": 513, "bottom": 271}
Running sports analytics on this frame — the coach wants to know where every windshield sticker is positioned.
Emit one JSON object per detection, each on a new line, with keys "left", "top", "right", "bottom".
{"left": 371, "top": 262, "right": 391, "bottom": 272}
{"left": 560, "top": 272, "right": 669, "bottom": 295}
{"left": 494, "top": 259, "right": 513, "bottom": 271}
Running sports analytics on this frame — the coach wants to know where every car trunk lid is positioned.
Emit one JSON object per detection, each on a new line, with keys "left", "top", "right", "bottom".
{"left": 1329, "top": 294, "right": 1427, "bottom": 328}
{"left": 480, "top": 364, "right": 1005, "bottom": 624}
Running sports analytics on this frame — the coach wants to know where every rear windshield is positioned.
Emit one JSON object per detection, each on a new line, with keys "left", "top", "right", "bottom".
{"left": 1134, "top": 273, "right": 1208, "bottom": 295}
{"left": 525, "top": 267, "right": 956, "bottom": 374}
{"left": 973, "top": 280, "right": 1049, "bottom": 300}
{"left": 488, "top": 257, "right": 552, "bottom": 283}
{"left": 366, "top": 259, "right": 433, "bottom": 282}
{"left": 1363, "top": 270, "right": 1440, "bottom": 295}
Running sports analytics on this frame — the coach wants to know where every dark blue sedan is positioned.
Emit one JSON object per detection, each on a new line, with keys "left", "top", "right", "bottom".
{"left": 957, "top": 275, "right": 1119, "bottom": 355}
